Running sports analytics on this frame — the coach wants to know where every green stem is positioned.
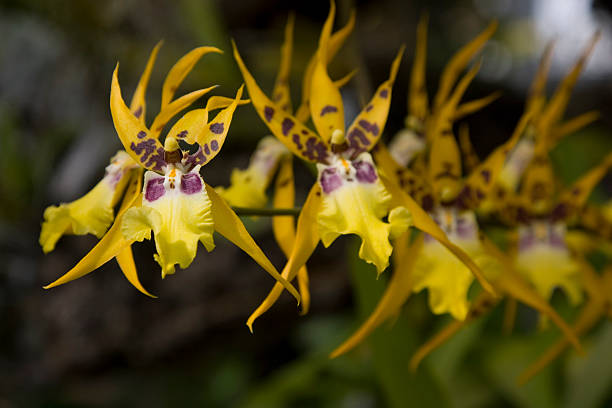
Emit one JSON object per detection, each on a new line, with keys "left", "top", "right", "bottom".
{"left": 231, "top": 206, "right": 301, "bottom": 216}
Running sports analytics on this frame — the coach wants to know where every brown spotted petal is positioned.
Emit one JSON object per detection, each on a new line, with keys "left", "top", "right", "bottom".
{"left": 345, "top": 46, "right": 404, "bottom": 155}
{"left": 110, "top": 65, "right": 167, "bottom": 173}
{"left": 233, "top": 41, "right": 329, "bottom": 163}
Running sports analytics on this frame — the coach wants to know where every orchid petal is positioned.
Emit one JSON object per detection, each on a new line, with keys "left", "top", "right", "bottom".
{"left": 111, "top": 66, "right": 167, "bottom": 172}
{"left": 246, "top": 184, "right": 321, "bottom": 331}
{"left": 538, "top": 32, "right": 600, "bottom": 147}
{"left": 272, "top": 13, "right": 295, "bottom": 113}
{"left": 551, "top": 110, "right": 599, "bottom": 147}
{"left": 43, "top": 173, "right": 142, "bottom": 289}
{"left": 453, "top": 91, "right": 502, "bottom": 121}
{"left": 309, "top": 1, "right": 345, "bottom": 145}
{"left": 433, "top": 20, "right": 497, "bottom": 109}
{"left": 150, "top": 86, "right": 218, "bottom": 139}
{"left": 331, "top": 233, "right": 421, "bottom": 358}
{"left": 160, "top": 46, "right": 222, "bottom": 108}
{"left": 408, "top": 13, "right": 429, "bottom": 123}
{"left": 233, "top": 42, "right": 327, "bottom": 163}
{"left": 122, "top": 169, "right": 215, "bottom": 278}
{"left": 205, "top": 183, "right": 300, "bottom": 303}
{"left": 525, "top": 40, "right": 555, "bottom": 114}
{"left": 457, "top": 123, "right": 480, "bottom": 173}
{"left": 297, "top": 9, "right": 356, "bottom": 120}
{"left": 129, "top": 41, "right": 162, "bottom": 123}
{"left": 345, "top": 46, "right": 404, "bottom": 153}
{"left": 555, "top": 151, "right": 612, "bottom": 219}
{"left": 40, "top": 151, "right": 137, "bottom": 253}
{"left": 217, "top": 137, "right": 288, "bottom": 208}
{"left": 272, "top": 156, "right": 310, "bottom": 314}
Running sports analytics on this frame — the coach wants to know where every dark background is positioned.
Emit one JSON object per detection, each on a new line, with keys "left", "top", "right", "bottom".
{"left": 1, "top": 0, "right": 612, "bottom": 406}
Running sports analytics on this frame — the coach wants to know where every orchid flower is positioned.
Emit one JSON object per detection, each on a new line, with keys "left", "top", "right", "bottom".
{"left": 331, "top": 23, "right": 587, "bottom": 358}
{"left": 387, "top": 15, "right": 500, "bottom": 170}
{"left": 41, "top": 44, "right": 299, "bottom": 302}
{"left": 218, "top": 12, "right": 356, "bottom": 315}
{"left": 404, "top": 35, "right": 608, "bottom": 374}
{"left": 234, "top": 3, "right": 417, "bottom": 330}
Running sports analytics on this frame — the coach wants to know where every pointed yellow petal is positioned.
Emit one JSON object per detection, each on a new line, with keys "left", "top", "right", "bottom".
{"left": 458, "top": 123, "right": 480, "bottom": 173}
{"left": 129, "top": 41, "right": 162, "bottom": 123}
{"left": 345, "top": 46, "right": 405, "bottom": 153}
{"left": 556, "top": 151, "right": 612, "bottom": 219}
{"left": 115, "top": 246, "right": 156, "bottom": 298}
{"left": 539, "top": 32, "right": 600, "bottom": 131}
{"left": 429, "top": 61, "right": 482, "bottom": 201}
{"left": 233, "top": 42, "right": 327, "bottom": 163}
{"left": 195, "top": 85, "right": 244, "bottom": 162}
{"left": 409, "top": 13, "right": 429, "bottom": 122}
{"left": 111, "top": 66, "right": 167, "bottom": 172}
{"left": 297, "top": 9, "right": 356, "bottom": 120}
{"left": 433, "top": 20, "right": 497, "bottom": 109}
{"left": 114, "top": 172, "right": 156, "bottom": 297}
{"left": 333, "top": 69, "right": 357, "bottom": 90}
{"left": 380, "top": 173, "right": 497, "bottom": 297}
{"left": 272, "top": 157, "right": 296, "bottom": 255}
{"left": 551, "top": 110, "right": 599, "bottom": 147}
{"left": 272, "top": 156, "right": 310, "bottom": 314}
{"left": 272, "top": 13, "right": 295, "bottom": 113}
{"left": 43, "top": 174, "right": 143, "bottom": 289}
{"left": 331, "top": 233, "right": 421, "bottom": 358}
{"left": 453, "top": 91, "right": 502, "bottom": 121}
{"left": 246, "top": 184, "right": 322, "bottom": 331}
{"left": 150, "top": 86, "right": 218, "bottom": 139}
{"left": 525, "top": 40, "right": 555, "bottom": 114}
{"left": 205, "top": 95, "right": 251, "bottom": 111}
{"left": 309, "top": 1, "right": 345, "bottom": 144}
{"left": 160, "top": 46, "right": 223, "bottom": 108}
{"left": 205, "top": 183, "right": 300, "bottom": 302}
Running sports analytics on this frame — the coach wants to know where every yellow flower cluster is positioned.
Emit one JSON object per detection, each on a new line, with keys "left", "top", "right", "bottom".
{"left": 40, "top": 2, "right": 612, "bottom": 383}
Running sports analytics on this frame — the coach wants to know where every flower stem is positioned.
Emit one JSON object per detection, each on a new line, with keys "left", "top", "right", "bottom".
{"left": 231, "top": 206, "right": 301, "bottom": 216}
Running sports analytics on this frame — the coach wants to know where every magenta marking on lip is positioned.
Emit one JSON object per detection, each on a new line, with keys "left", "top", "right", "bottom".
{"left": 353, "top": 160, "right": 377, "bottom": 183}
{"left": 211, "top": 140, "right": 219, "bottom": 151}
{"left": 145, "top": 178, "right": 165, "bottom": 202}
{"left": 180, "top": 173, "right": 202, "bottom": 194}
{"left": 319, "top": 167, "right": 343, "bottom": 194}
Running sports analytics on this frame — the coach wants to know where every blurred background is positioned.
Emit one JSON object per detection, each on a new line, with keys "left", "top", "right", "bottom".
{"left": 1, "top": 0, "right": 612, "bottom": 406}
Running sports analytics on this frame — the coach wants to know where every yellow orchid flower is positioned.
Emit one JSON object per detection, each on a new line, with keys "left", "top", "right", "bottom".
{"left": 513, "top": 151, "right": 612, "bottom": 304}
{"left": 216, "top": 136, "right": 290, "bottom": 208}
{"left": 40, "top": 150, "right": 139, "bottom": 253}
{"left": 234, "top": 3, "right": 417, "bottom": 330}
{"left": 217, "top": 13, "right": 356, "bottom": 316}
{"left": 387, "top": 15, "right": 499, "bottom": 169}
{"left": 42, "top": 44, "right": 299, "bottom": 302}
{"left": 329, "top": 19, "right": 594, "bottom": 358}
